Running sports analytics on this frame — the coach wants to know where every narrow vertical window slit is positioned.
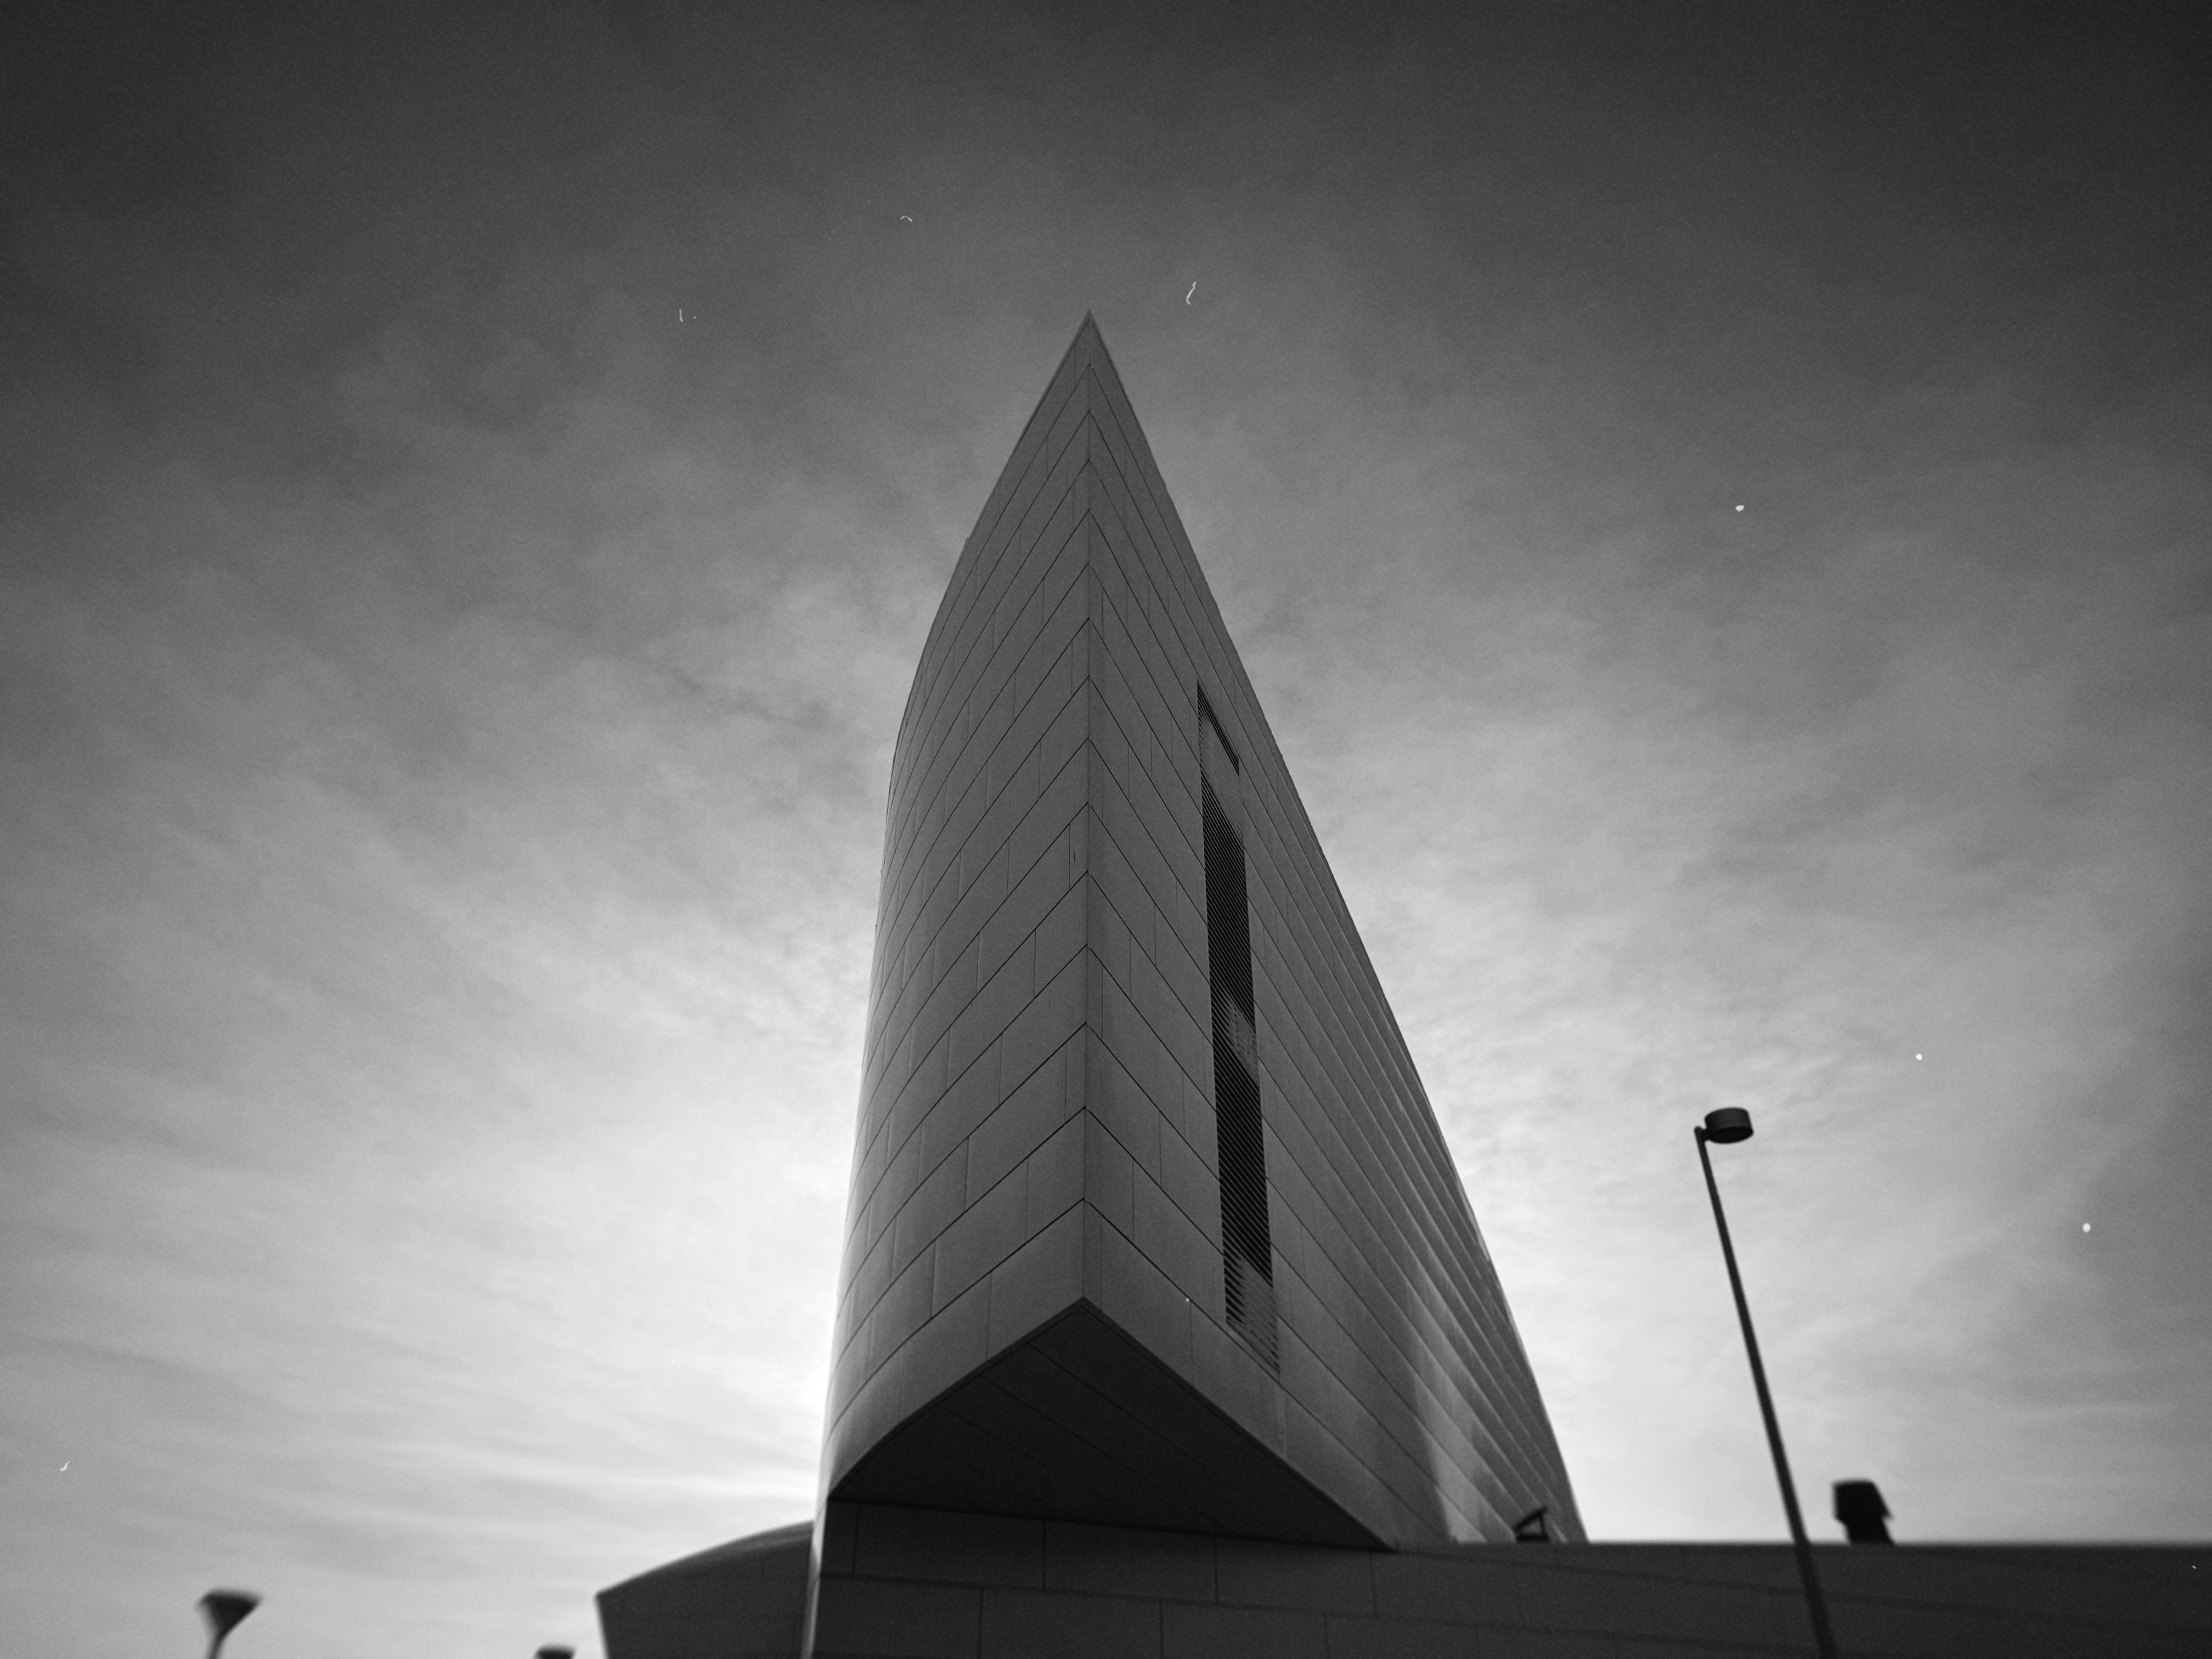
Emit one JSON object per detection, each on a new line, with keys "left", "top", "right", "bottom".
{"left": 1203, "top": 745, "right": 1276, "bottom": 1370}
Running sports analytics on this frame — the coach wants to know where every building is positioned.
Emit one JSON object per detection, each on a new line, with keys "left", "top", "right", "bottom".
{"left": 825, "top": 312, "right": 1579, "bottom": 1553}
{"left": 599, "top": 319, "right": 2211, "bottom": 1658}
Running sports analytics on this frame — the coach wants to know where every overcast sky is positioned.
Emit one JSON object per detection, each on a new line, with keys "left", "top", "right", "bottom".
{"left": 4, "top": 3, "right": 2208, "bottom": 1655}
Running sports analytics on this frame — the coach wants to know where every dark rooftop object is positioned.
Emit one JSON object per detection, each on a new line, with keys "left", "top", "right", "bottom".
{"left": 1702, "top": 1107, "right": 1754, "bottom": 1144}
{"left": 197, "top": 1590, "right": 259, "bottom": 1659}
{"left": 1835, "top": 1479, "right": 1894, "bottom": 1543}
{"left": 1513, "top": 1506, "right": 1553, "bottom": 1543}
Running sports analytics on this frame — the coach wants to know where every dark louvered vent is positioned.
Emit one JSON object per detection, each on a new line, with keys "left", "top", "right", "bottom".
{"left": 1201, "top": 699, "right": 1276, "bottom": 1369}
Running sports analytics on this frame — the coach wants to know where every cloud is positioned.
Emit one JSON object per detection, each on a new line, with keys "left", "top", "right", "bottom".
{"left": 2, "top": 8, "right": 2208, "bottom": 1655}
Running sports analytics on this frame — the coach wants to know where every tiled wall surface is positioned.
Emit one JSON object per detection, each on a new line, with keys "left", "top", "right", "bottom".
{"left": 822, "top": 318, "right": 1104, "bottom": 1501}
{"left": 821, "top": 317, "right": 1581, "bottom": 1547}
{"left": 597, "top": 1523, "right": 811, "bottom": 1659}
{"left": 599, "top": 1508, "right": 2212, "bottom": 1659}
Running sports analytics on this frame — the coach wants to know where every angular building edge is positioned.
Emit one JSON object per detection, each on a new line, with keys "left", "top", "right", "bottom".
{"left": 821, "top": 314, "right": 1584, "bottom": 1552}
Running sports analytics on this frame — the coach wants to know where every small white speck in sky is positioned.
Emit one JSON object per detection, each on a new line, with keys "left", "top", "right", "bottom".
{"left": 900, "top": 215, "right": 912, "bottom": 222}
{"left": 1915, "top": 1053, "right": 1923, "bottom": 1060}
{"left": 2083, "top": 1222, "right": 2093, "bottom": 1232}
{"left": 1187, "top": 281, "right": 1197, "bottom": 304}
{"left": 1735, "top": 504, "right": 1746, "bottom": 512}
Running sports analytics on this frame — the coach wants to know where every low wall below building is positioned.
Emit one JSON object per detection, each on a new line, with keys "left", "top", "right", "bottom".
{"left": 600, "top": 1503, "right": 2210, "bottom": 1658}
{"left": 598, "top": 1521, "right": 812, "bottom": 1659}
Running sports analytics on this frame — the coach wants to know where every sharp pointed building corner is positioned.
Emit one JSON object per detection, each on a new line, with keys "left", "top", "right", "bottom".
{"left": 823, "top": 314, "right": 1581, "bottom": 1549}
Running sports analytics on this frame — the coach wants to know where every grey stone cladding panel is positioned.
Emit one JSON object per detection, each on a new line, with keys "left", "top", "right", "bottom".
{"left": 868, "top": 553, "right": 1090, "bottom": 1093}
{"left": 849, "top": 694, "right": 1088, "bottom": 1260}
{"left": 888, "top": 344, "right": 1094, "bottom": 802}
{"left": 876, "top": 512, "right": 1091, "bottom": 1007}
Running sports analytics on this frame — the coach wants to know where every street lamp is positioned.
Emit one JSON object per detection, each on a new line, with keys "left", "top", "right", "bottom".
{"left": 1694, "top": 1107, "right": 1838, "bottom": 1659}
{"left": 197, "top": 1590, "right": 259, "bottom": 1659}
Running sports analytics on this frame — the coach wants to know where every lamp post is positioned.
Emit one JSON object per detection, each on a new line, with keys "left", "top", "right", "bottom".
{"left": 197, "top": 1590, "right": 259, "bottom": 1659}
{"left": 1694, "top": 1107, "right": 1837, "bottom": 1659}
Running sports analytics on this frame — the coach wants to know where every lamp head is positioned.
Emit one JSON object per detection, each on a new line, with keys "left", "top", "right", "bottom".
{"left": 1701, "top": 1107, "right": 1754, "bottom": 1144}
{"left": 198, "top": 1591, "right": 259, "bottom": 1638}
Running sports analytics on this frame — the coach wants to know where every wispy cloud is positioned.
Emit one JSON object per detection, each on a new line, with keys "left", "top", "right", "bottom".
{"left": 3, "top": 7, "right": 2207, "bottom": 1655}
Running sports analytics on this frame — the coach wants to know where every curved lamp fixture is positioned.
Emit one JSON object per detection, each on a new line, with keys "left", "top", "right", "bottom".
{"left": 198, "top": 1590, "right": 259, "bottom": 1659}
{"left": 1694, "top": 1109, "right": 1837, "bottom": 1659}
